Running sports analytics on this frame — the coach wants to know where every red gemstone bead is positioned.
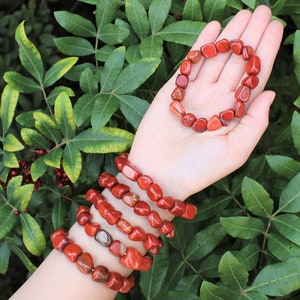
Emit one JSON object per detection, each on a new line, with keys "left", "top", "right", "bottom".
{"left": 242, "top": 45, "right": 255, "bottom": 60}
{"left": 98, "top": 202, "right": 114, "bottom": 218}
{"left": 92, "top": 265, "right": 110, "bottom": 283}
{"left": 109, "top": 240, "right": 126, "bottom": 257}
{"left": 52, "top": 234, "right": 71, "bottom": 252}
{"left": 105, "top": 272, "right": 124, "bottom": 291}
{"left": 120, "top": 247, "right": 143, "bottom": 270}
{"left": 170, "top": 101, "right": 186, "bottom": 117}
{"left": 169, "top": 200, "right": 186, "bottom": 216}
{"left": 160, "top": 220, "right": 175, "bottom": 235}
{"left": 171, "top": 87, "right": 185, "bottom": 101}
{"left": 122, "top": 192, "right": 140, "bottom": 207}
{"left": 230, "top": 39, "right": 243, "bottom": 55}
{"left": 98, "top": 172, "right": 116, "bottom": 188}
{"left": 246, "top": 55, "right": 261, "bottom": 75}
{"left": 175, "top": 74, "right": 189, "bottom": 89}
{"left": 111, "top": 183, "right": 130, "bottom": 199}
{"left": 215, "top": 39, "right": 230, "bottom": 53}
{"left": 181, "top": 113, "right": 197, "bottom": 127}
{"left": 148, "top": 211, "right": 163, "bottom": 228}
{"left": 76, "top": 205, "right": 89, "bottom": 219}
{"left": 201, "top": 43, "right": 217, "bottom": 58}
{"left": 77, "top": 211, "right": 92, "bottom": 226}
{"left": 116, "top": 218, "right": 133, "bottom": 234}
{"left": 64, "top": 243, "right": 83, "bottom": 262}
{"left": 93, "top": 193, "right": 107, "bottom": 210}
{"left": 121, "top": 163, "right": 141, "bottom": 181}
{"left": 219, "top": 109, "right": 234, "bottom": 125}
{"left": 166, "top": 229, "right": 175, "bottom": 239}
{"left": 50, "top": 229, "right": 67, "bottom": 242}
{"left": 242, "top": 75, "right": 259, "bottom": 89}
{"left": 85, "top": 189, "right": 102, "bottom": 203}
{"left": 84, "top": 222, "right": 101, "bottom": 237}
{"left": 235, "top": 85, "right": 251, "bottom": 102}
{"left": 128, "top": 226, "right": 147, "bottom": 241}
{"left": 187, "top": 50, "right": 202, "bottom": 63}
{"left": 134, "top": 200, "right": 151, "bottom": 216}
{"left": 106, "top": 210, "right": 122, "bottom": 225}
{"left": 207, "top": 115, "right": 222, "bottom": 131}
{"left": 180, "top": 59, "right": 192, "bottom": 75}
{"left": 147, "top": 183, "right": 163, "bottom": 202}
{"left": 182, "top": 203, "right": 197, "bottom": 220}
{"left": 192, "top": 118, "right": 207, "bottom": 132}
{"left": 114, "top": 155, "right": 127, "bottom": 171}
{"left": 76, "top": 252, "right": 94, "bottom": 274}
{"left": 119, "top": 275, "right": 135, "bottom": 293}
{"left": 137, "top": 175, "right": 153, "bottom": 190}
{"left": 143, "top": 233, "right": 160, "bottom": 253}
{"left": 234, "top": 100, "right": 245, "bottom": 118}
{"left": 139, "top": 254, "right": 153, "bottom": 272}
{"left": 156, "top": 196, "right": 174, "bottom": 209}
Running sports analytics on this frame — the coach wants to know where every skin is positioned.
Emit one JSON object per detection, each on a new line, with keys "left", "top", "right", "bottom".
{"left": 10, "top": 5, "right": 283, "bottom": 300}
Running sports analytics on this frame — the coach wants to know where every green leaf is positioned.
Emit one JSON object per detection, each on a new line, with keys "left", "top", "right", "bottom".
{"left": 54, "top": 11, "right": 96, "bottom": 37}
{"left": 48, "top": 86, "right": 75, "bottom": 106}
{"left": 6, "top": 175, "right": 23, "bottom": 201}
{"left": 0, "top": 241, "right": 10, "bottom": 274}
{"left": 73, "top": 127, "right": 134, "bottom": 153}
{"left": 95, "top": 0, "right": 120, "bottom": 27}
{"left": 98, "top": 23, "right": 130, "bottom": 45}
{"left": 203, "top": 0, "right": 226, "bottom": 21}
{"left": 266, "top": 155, "right": 300, "bottom": 179}
{"left": 199, "top": 254, "right": 220, "bottom": 278}
{"left": 80, "top": 68, "right": 98, "bottom": 94}
{"left": 218, "top": 252, "right": 249, "bottom": 289}
{"left": 73, "top": 94, "right": 97, "bottom": 127}
{"left": 62, "top": 143, "right": 82, "bottom": 183}
{"left": 91, "top": 94, "right": 119, "bottom": 129}
{"left": 54, "top": 92, "right": 76, "bottom": 139}
{"left": 273, "top": 214, "right": 300, "bottom": 246}
{"left": 233, "top": 243, "right": 260, "bottom": 272}
{"left": 21, "top": 128, "right": 51, "bottom": 149}
{"left": 220, "top": 216, "right": 265, "bottom": 239}
{"left": 148, "top": 0, "right": 172, "bottom": 33}
{"left": 241, "top": 177, "right": 273, "bottom": 217}
{"left": 54, "top": 37, "right": 94, "bottom": 56}
{"left": 43, "top": 57, "right": 78, "bottom": 88}
{"left": 119, "top": 95, "right": 150, "bottom": 129}
{"left": 183, "top": 0, "right": 203, "bottom": 21}
{"left": 30, "top": 156, "right": 47, "bottom": 181}
{"left": 200, "top": 281, "right": 239, "bottom": 300}
{"left": 158, "top": 21, "right": 206, "bottom": 46}
{"left": 52, "top": 198, "right": 69, "bottom": 230}
{"left": 293, "top": 30, "right": 300, "bottom": 84}
{"left": 13, "top": 184, "right": 34, "bottom": 211}
{"left": 15, "top": 21, "right": 44, "bottom": 83}
{"left": 291, "top": 111, "right": 300, "bottom": 155}
{"left": 0, "top": 202, "right": 16, "bottom": 239}
{"left": 140, "top": 36, "right": 163, "bottom": 59}
{"left": 113, "top": 58, "right": 160, "bottom": 94}
{"left": 0, "top": 85, "right": 19, "bottom": 136}
{"left": 44, "top": 147, "right": 63, "bottom": 169}
{"left": 3, "top": 72, "right": 40, "bottom": 93}
{"left": 158, "top": 291, "right": 199, "bottom": 300}
{"left": 3, "top": 152, "right": 19, "bottom": 168}
{"left": 3, "top": 133, "right": 24, "bottom": 152}
{"left": 185, "top": 223, "right": 226, "bottom": 260}
{"left": 125, "top": 0, "right": 150, "bottom": 39}
{"left": 251, "top": 258, "right": 300, "bottom": 296}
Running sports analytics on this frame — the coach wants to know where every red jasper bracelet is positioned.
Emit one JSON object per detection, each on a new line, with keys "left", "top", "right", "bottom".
{"left": 170, "top": 38, "right": 261, "bottom": 132}
{"left": 75, "top": 205, "right": 153, "bottom": 272}
{"left": 50, "top": 229, "right": 135, "bottom": 293}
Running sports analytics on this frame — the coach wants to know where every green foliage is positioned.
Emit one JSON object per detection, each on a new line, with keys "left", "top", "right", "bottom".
{"left": 0, "top": 0, "right": 300, "bottom": 299}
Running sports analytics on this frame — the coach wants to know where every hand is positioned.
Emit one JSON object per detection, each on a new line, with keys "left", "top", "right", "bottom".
{"left": 129, "top": 5, "right": 284, "bottom": 200}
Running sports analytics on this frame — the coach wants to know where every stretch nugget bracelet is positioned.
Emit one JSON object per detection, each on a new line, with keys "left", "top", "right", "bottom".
{"left": 170, "top": 38, "right": 261, "bottom": 132}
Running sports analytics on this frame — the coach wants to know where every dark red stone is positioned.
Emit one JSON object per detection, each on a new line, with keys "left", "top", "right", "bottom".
{"left": 182, "top": 203, "right": 197, "bottom": 220}
{"left": 120, "top": 247, "right": 143, "bottom": 270}
{"left": 105, "top": 272, "right": 124, "bottom": 291}
{"left": 76, "top": 252, "right": 94, "bottom": 274}
{"left": 128, "top": 226, "right": 147, "bottom": 241}
{"left": 111, "top": 183, "right": 130, "bottom": 199}
{"left": 201, "top": 43, "right": 217, "bottom": 58}
{"left": 109, "top": 240, "right": 126, "bottom": 257}
{"left": 84, "top": 222, "right": 101, "bottom": 237}
{"left": 137, "top": 175, "right": 153, "bottom": 190}
{"left": 242, "top": 75, "right": 259, "bottom": 89}
{"left": 181, "top": 113, "right": 197, "bottom": 127}
{"left": 116, "top": 218, "right": 133, "bottom": 234}
{"left": 122, "top": 163, "right": 141, "bottom": 181}
{"left": 175, "top": 74, "right": 189, "bottom": 89}
{"left": 207, "top": 115, "right": 222, "bottom": 131}
{"left": 91, "top": 265, "right": 110, "bottom": 283}
{"left": 139, "top": 254, "right": 153, "bottom": 272}
{"left": 114, "top": 155, "right": 127, "bottom": 171}
{"left": 119, "top": 275, "right": 135, "bottom": 293}
{"left": 180, "top": 59, "right": 192, "bottom": 75}
{"left": 98, "top": 202, "right": 114, "bottom": 218}
{"left": 169, "top": 200, "right": 186, "bottom": 216}
{"left": 170, "top": 101, "right": 186, "bottom": 117}
{"left": 219, "top": 109, "right": 234, "bottom": 125}
{"left": 242, "top": 45, "right": 255, "bottom": 60}
{"left": 148, "top": 211, "right": 163, "bottom": 228}
{"left": 230, "top": 40, "right": 243, "bottom": 55}
{"left": 171, "top": 87, "right": 185, "bottom": 101}
{"left": 187, "top": 50, "right": 202, "bottom": 63}
{"left": 235, "top": 85, "right": 251, "bottom": 102}
{"left": 246, "top": 55, "right": 261, "bottom": 75}
{"left": 160, "top": 220, "right": 175, "bottom": 235}
{"left": 76, "top": 205, "right": 89, "bottom": 219}
{"left": 143, "top": 233, "right": 161, "bottom": 254}
{"left": 156, "top": 196, "right": 174, "bottom": 209}
{"left": 215, "top": 39, "right": 230, "bottom": 53}
{"left": 64, "top": 243, "right": 83, "bottom": 262}
{"left": 134, "top": 200, "right": 151, "bottom": 216}
{"left": 106, "top": 210, "right": 122, "bottom": 225}
{"left": 52, "top": 234, "right": 71, "bottom": 252}
{"left": 147, "top": 183, "right": 163, "bottom": 202}
{"left": 192, "top": 118, "right": 207, "bottom": 132}
{"left": 234, "top": 100, "right": 245, "bottom": 118}
{"left": 77, "top": 211, "right": 92, "bottom": 226}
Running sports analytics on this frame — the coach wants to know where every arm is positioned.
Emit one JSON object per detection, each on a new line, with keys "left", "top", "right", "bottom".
{"left": 10, "top": 5, "right": 283, "bottom": 300}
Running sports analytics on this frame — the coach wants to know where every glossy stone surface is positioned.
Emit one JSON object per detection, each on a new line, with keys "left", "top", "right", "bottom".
{"left": 242, "top": 75, "right": 259, "bottom": 89}
{"left": 91, "top": 265, "right": 110, "bottom": 283}
{"left": 77, "top": 211, "right": 92, "bottom": 226}
{"left": 170, "top": 101, "right": 186, "bottom": 117}
{"left": 207, "top": 115, "right": 222, "bottom": 131}
{"left": 192, "top": 118, "right": 207, "bottom": 132}
{"left": 160, "top": 220, "right": 175, "bottom": 236}
{"left": 171, "top": 87, "right": 185, "bottom": 101}
{"left": 246, "top": 55, "right": 261, "bottom": 75}
{"left": 242, "top": 45, "right": 255, "bottom": 60}
{"left": 181, "top": 113, "right": 197, "bottom": 127}
{"left": 156, "top": 196, "right": 174, "bottom": 209}
{"left": 147, "top": 183, "right": 163, "bottom": 202}
{"left": 52, "top": 233, "right": 71, "bottom": 252}
{"left": 120, "top": 247, "right": 142, "bottom": 270}
{"left": 111, "top": 183, "right": 130, "bottom": 199}
{"left": 176, "top": 74, "right": 189, "bottom": 88}
{"left": 122, "top": 163, "right": 141, "bottom": 181}
{"left": 76, "top": 252, "right": 94, "bottom": 274}
{"left": 187, "top": 50, "right": 202, "bottom": 63}
{"left": 134, "top": 200, "right": 151, "bottom": 216}
{"left": 180, "top": 59, "right": 192, "bottom": 75}
{"left": 148, "top": 211, "right": 163, "bottom": 228}
{"left": 182, "top": 203, "right": 197, "bottom": 220}
{"left": 234, "top": 100, "right": 245, "bottom": 118}
{"left": 169, "top": 200, "right": 186, "bottom": 216}
{"left": 119, "top": 275, "right": 135, "bottom": 293}
{"left": 85, "top": 189, "right": 102, "bottom": 203}
{"left": 98, "top": 202, "right": 114, "bottom": 218}
{"left": 98, "top": 172, "right": 117, "bottom": 188}
{"left": 76, "top": 205, "right": 89, "bottom": 219}
{"left": 84, "top": 222, "right": 101, "bottom": 237}
{"left": 64, "top": 243, "right": 83, "bottom": 262}
{"left": 114, "top": 155, "right": 127, "bottom": 171}
{"left": 50, "top": 229, "right": 67, "bottom": 242}
{"left": 137, "top": 175, "right": 153, "bottom": 190}
{"left": 106, "top": 210, "right": 122, "bottom": 225}
{"left": 95, "top": 229, "right": 113, "bottom": 247}
{"left": 128, "top": 226, "right": 147, "bottom": 241}
{"left": 143, "top": 233, "right": 160, "bottom": 253}
{"left": 109, "top": 240, "right": 126, "bottom": 257}
{"left": 122, "top": 192, "right": 140, "bottom": 207}
{"left": 230, "top": 39, "right": 243, "bottom": 55}
{"left": 215, "top": 38, "right": 230, "bottom": 53}
{"left": 219, "top": 109, "right": 234, "bottom": 124}
{"left": 234, "top": 85, "right": 251, "bottom": 102}
{"left": 105, "top": 272, "right": 124, "bottom": 291}
{"left": 116, "top": 218, "right": 133, "bottom": 234}
{"left": 93, "top": 193, "right": 107, "bottom": 210}
{"left": 201, "top": 43, "right": 217, "bottom": 58}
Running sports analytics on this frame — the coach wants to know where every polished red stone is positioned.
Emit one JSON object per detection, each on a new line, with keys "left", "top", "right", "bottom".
{"left": 143, "top": 233, "right": 160, "bottom": 253}
{"left": 139, "top": 255, "right": 153, "bottom": 272}
{"left": 106, "top": 210, "right": 122, "bottom": 225}
{"left": 246, "top": 55, "right": 261, "bottom": 75}
{"left": 93, "top": 193, "right": 107, "bottom": 210}
{"left": 166, "top": 229, "right": 175, "bottom": 239}
{"left": 91, "top": 265, "right": 110, "bottom": 283}
{"left": 156, "top": 196, "right": 174, "bottom": 209}
{"left": 84, "top": 222, "right": 101, "bottom": 237}
{"left": 160, "top": 220, "right": 175, "bottom": 235}
{"left": 76, "top": 205, "right": 89, "bottom": 219}
{"left": 180, "top": 59, "right": 192, "bottom": 75}
{"left": 171, "top": 87, "right": 185, "bottom": 101}
{"left": 234, "top": 100, "right": 245, "bottom": 118}
{"left": 137, "top": 175, "right": 153, "bottom": 190}
{"left": 192, "top": 118, "right": 207, "bottom": 132}
{"left": 181, "top": 113, "right": 197, "bottom": 127}
{"left": 207, "top": 115, "right": 222, "bottom": 131}
{"left": 77, "top": 211, "right": 92, "bottom": 226}
{"left": 169, "top": 200, "right": 186, "bottom": 216}
{"left": 114, "top": 155, "right": 127, "bottom": 171}
{"left": 109, "top": 240, "right": 126, "bottom": 257}
{"left": 235, "top": 85, "right": 251, "bottom": 102}
{"left": 147, "top": 183, "right": 163, "bottom": 202}
{"left": 134, "top": 200, "right": 151, "bottom": 216}
{"left": 230, "top": 40, "right": 243, "bottom": 55}
{"left": 119, "top": 275, "right": 135, "bottom": 293}
{"left": 122, "top": 163, "right": 141, "bottom": 181}
{"left": 98, "top": 172, "right": 115, "bottom": 188}
{"left": 85, "top": 189, "right": 103, "bottom": 204}
{"left": 215, "top": 39, "right": 230, "bottom": 53}
{"left": 175, "top": 74, "right": 189, "bottom": 89}
{"left": 242, "top": 75, "right": 259, "bottom": 89}
{"left": 122, "top": 192, "right": 140, "bottom": 207}
{"left": 111, "top": 183, "right": 130, "bottom": 199}
{"left": 76, "top": 252, "right": 94, "bottom": 274}
{"left": 128, "top": 226, "right": 147, "bottom": 241}
{"left": 242, "top": 45, "right": 255, "bottom": 60}
{"left": 64, "top": 243, "right": 83, "bottom": 262}
{"left": 182, "top": 203, "right": 197, "bottom": 220}
{"left": 219, "top": 109, "right": 234, "bottom": 125}
{"left": 120, "top": 247, "right": 142, "bottom": 270}
{"left": 105, "top": 272, "right": 124, "bottom": 291}
{"left": 201, "top": 43, "right": 217, "bottom": 58}
{"left": 50, "top": 229, "right": 67, "bottom": 242}
{"left": 170, "top": 101, "right": 186, "bottom": 117}
{"left": 98, "top": 202, "right": 114, "bottom": 218}
{"left": 116, "top": 218, "right": 133, "bottom": 234}
{"left": 148, "top": 211, "right": 163, "bottom": 228}
{"left": 187, "top": 50, "right": 202, "bottom": 63}
{"left": 52, "top": 233, "right": 71, "bottom": 252}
